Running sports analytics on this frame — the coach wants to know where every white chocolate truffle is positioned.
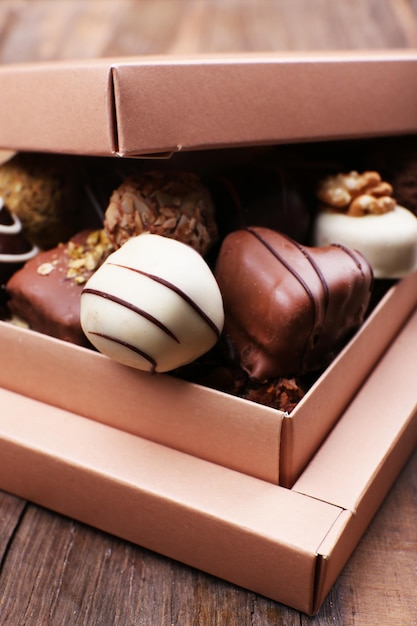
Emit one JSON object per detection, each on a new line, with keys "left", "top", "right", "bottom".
{"left": 312, "top": 205, "right": 417, "bottom": 279}
{"left": 80, "top": 233, "right": 224, "bottom": 373}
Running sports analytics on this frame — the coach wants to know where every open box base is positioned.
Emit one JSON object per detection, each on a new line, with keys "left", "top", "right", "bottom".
{"left": 1, "top": 303, "right": 417, "bottom": 614}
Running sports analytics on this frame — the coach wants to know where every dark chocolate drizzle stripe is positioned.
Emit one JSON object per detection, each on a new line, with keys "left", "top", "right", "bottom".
{"left": 279, "top": 232, "right": 330, "bottom": 312}
{"left": 330, "top": 243, "right": 374, "bottom": 316}
{"left": 245, "top": 227, "right": 328, "bottom": 370}
{"left": 108, "top": 262, "right": 221, "bottom": 339}
{"left": 331, "top": 243, "right": 373, "bottom": 283}
{"left": 82, "top": 288, "right": 179, "bottom": 343}
{"left": 245, "top": 227, "right": 326, "bottom": 323}
{"left": 88, "top": 331, "right": 157, "bottom": 374}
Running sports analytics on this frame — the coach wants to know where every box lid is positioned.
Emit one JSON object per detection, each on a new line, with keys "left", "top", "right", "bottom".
{"left": 1, "top": 51, "right": 417, "bottom": 157}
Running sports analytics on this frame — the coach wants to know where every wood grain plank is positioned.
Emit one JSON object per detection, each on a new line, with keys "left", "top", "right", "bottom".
{"left": 0, "top": 492, "right": 26, "bottom": 561}
{"left": 0, "top": 0, "right": 416, "bottom": 64}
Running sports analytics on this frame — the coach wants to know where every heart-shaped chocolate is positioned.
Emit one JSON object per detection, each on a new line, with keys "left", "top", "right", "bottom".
{"left": 215, "top": 227, "right": 373, "bottom": 380}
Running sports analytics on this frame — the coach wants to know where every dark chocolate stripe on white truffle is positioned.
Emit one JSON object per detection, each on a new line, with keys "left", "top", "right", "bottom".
{"left": 88, "top": 330, "right": 157, "bottom": 373}
{"left": 82, "top": 287, "right": 180, "bottom": 342}
{"left": 109, "top": 262, "right": 221, "bottom": 339}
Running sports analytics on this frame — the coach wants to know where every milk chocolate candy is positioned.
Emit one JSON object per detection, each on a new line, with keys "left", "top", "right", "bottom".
{"left": 215, "top": 227, "right": 373, "bottom": 381}
{"left": 6, "top": 229, "right": 112, "bottom": 345}
{"left": 80, "top": 233, "right": 224, "bottom": 373}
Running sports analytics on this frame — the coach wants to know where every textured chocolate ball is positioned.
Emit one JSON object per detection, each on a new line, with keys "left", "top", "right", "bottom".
{"left": 104, "top": 171, "right": 218, "bottom": 256}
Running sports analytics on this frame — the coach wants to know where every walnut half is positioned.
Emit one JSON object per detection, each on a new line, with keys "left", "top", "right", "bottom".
{"left": 317, "top": 171, "right": 396, "bottom": 216}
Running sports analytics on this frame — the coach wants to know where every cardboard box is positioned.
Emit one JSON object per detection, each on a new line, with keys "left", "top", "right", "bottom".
{"left": 1, "top": 269, "right": 417, "bottom": 487}
{"left": 0, "top": 301, "right": 416, "bottom": 614}
{"left": 0, "top": 51, "right": 417, "bottom": 157}
{"left": 0, "top": 52, "right": 417, "bottom": 612}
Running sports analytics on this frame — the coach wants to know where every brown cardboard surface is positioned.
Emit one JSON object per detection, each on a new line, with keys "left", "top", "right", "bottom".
{"left": 1, "top": 271, "right": 417, "bottom": 487}
{"left": 293, "top": 307, "right": 417, "bottom": 610}
{"left": 112, "top": 51, "right": 417, "bottom": 156}
{"left": 0, "top": 386, "right": 342, "bottom": 615}
{"left": 0, "top": 321, "right": 282, "bottom": 483}
{"left": 0, "top": 60, "right": 114, "bottom": 155}
{"left": 293, "top": 306, "right": 417, "bottom": 510}
{"left": 0, "top": 342, "right": 415, "bottom": 614}
{"left": 0, "top": 51, "right": 417, "bottom": 157}
{"left": 281, "top": 268, "right": 417, "bottom": 486}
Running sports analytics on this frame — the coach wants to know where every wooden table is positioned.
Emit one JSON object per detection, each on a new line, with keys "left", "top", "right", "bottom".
{"left": 0, "top": 2, "right": 416, "bottom": 624}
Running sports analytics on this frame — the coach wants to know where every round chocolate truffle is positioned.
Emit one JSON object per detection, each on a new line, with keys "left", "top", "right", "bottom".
{"left": 103, "top": 171, "right": 218, "bottom": 256}
{"left": 210, "top": 164, "right": 311, "bottom": 243}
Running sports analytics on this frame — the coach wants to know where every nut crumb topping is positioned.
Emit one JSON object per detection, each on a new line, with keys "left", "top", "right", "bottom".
{"left": 36, "top": 229, "right": 112, "bottom": 284}
{"left": 65, "top": 229, "right": 112, "bottom": 284}
{"left": 317, "top": 171, "right": 396, "bottom": 216}
{"left": 37, "top": 261, "right": 56, "bottom": 276}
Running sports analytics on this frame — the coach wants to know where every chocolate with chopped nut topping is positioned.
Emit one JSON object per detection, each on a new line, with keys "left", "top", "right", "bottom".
{"left": 103, "top": 171, "right": 218, "bottom": 256}
{"left": 6, "top": 229, "right": 112, "bottom": 346}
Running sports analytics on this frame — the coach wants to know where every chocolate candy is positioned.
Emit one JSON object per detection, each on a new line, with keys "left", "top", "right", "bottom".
{"left": 6, "top": 229, "right": 112, "bottom": 345}
{"left": 0, "top": 197, "right": 38, "bottom": 294}
{"left": 313, "top": 171, "right": 417, "bottom": 278}
{"left": 104, "top": 171, "right": 218, "bottom": 256}
{"left": 80, "top": 233, "right": 224, "bottom": 373}
{"left": 0, "top": 152, "right": 82, "bottom": 249}
{"left": 215, "top": 227, "right": 373, "bottom": 380}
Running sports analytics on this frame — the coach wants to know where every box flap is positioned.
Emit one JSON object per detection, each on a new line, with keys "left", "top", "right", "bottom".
{"left": 1, "top": 51, "right": 417, "bottom": 157}
{"left": 0, "top": 59, "right": 115, "bottom": 155}
{"left": 0, "top": 320, "right": 282, "bottom": 483}
{"left": 110, "top": 50, "right": 417, "bottom": 156}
